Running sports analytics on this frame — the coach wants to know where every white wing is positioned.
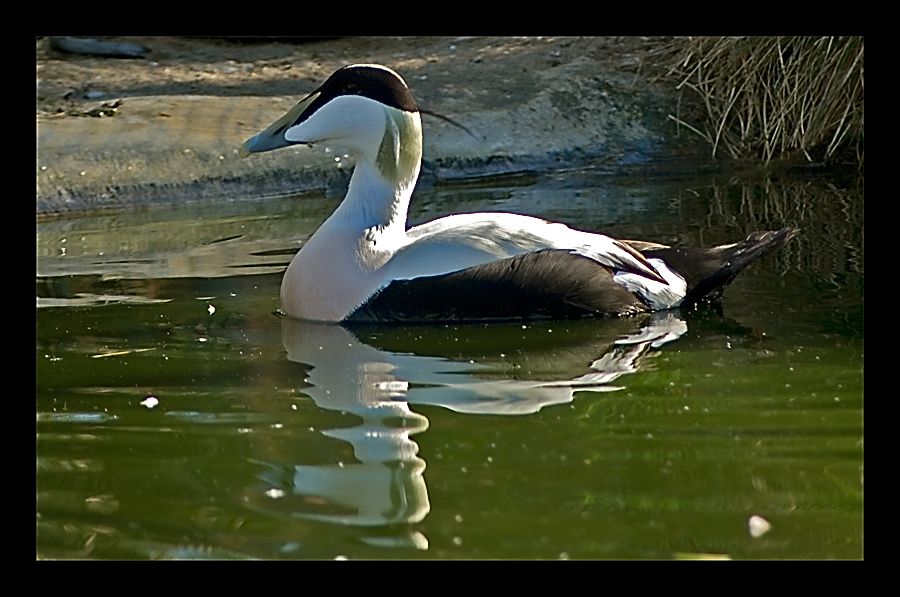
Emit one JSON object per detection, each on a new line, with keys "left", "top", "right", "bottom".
{"left": 384, "top": 212, "right": 665, "bottom": 283}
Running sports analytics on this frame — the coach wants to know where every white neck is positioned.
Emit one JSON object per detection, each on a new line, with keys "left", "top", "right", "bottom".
{"left": 280, "top": 107, "right": 423, "bottom": 321}
{"left": 330, "top": 106, "right": 422, "bottom": 232}
{"left": 332, "top": 158, "right": 413, "bottom": 233}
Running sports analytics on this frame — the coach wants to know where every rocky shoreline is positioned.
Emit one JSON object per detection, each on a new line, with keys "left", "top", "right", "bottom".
{"left": 37, "top": 36, "right": 712, "bottom": 215}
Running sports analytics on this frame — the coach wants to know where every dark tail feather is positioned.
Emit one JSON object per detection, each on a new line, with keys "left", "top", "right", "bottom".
{"left": 643, "top": 227, "right": 799, "bottom": 305}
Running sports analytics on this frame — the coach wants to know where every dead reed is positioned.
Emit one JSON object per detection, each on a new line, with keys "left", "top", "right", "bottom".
{"left": 664, "top": 37, "right": 864, "bottom": 165}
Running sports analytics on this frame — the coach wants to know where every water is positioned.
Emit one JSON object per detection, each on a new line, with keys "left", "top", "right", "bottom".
{"left": 36, "top": 168, "right": 863, "bottom": 559}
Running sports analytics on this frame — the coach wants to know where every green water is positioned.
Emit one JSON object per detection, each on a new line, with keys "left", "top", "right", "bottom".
{"left": 36, "top": 169, "right": 863, "bottom": 559}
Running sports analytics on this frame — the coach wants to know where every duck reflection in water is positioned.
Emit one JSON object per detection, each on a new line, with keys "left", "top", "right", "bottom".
{"left": 252, "top": 311, "right": 686, "bottom": 547}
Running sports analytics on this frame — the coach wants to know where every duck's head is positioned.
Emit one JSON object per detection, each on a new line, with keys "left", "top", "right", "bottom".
{"left": 240, "top": 64, "right": 423, "bottom": 188}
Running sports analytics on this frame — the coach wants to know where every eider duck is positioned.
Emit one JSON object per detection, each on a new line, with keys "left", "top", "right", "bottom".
{"left": 240, "top": 64, "right": 797, "bottom": 323}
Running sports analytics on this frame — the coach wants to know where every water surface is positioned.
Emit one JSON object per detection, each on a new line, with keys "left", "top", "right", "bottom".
{"left": 36, "top": 168, "right": 863, "bottom": 559}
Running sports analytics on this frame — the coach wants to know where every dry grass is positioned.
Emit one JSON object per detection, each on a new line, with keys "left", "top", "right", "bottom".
{"left": 663, "top": 37, "right": 864, "bottom": 165}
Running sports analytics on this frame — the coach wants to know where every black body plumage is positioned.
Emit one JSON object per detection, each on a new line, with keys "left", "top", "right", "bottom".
{"left": 346, "top": 228, "right": 799, "bottom": 324}
{"left": 641, "top": 228, "right": 799, "bottom": 305}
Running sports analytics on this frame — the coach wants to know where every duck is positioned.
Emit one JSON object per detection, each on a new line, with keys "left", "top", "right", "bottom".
{"left": 240, "top": 64, "right": 798, "bottom": 323}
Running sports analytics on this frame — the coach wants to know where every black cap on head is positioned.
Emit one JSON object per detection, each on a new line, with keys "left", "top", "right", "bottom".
{"left": 311, "top": 64, "right": 418, "bottom": 113}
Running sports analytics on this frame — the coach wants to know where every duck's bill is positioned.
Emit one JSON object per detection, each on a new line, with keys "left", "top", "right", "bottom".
{"left": 239, "top": 92, "right": 320, "bottom": 158}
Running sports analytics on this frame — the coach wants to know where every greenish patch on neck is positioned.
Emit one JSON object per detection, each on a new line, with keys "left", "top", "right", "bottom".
{"left": 376, "top": 108, "right": 422, "bottom": 188}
